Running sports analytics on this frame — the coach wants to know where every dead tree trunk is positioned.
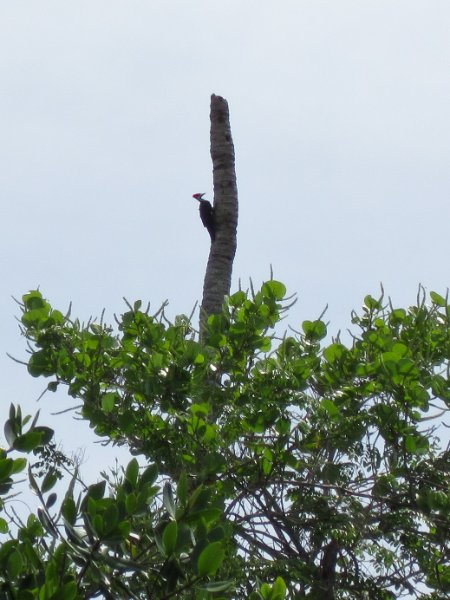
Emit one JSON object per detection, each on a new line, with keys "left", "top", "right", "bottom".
{"left": 200, "top": 94, "right": 239, "bottom": 339}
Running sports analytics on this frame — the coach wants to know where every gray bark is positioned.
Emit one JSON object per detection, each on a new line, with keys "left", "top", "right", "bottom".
{"left": 200, "top": 94, "right": 238, "bottom": 338}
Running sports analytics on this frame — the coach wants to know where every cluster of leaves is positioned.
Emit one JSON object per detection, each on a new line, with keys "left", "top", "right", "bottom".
{"left": 0, "top": 406, "right": 235, "bottom": 599}
{"left": 2, "top": 282, "right": 450, "bottom": 598}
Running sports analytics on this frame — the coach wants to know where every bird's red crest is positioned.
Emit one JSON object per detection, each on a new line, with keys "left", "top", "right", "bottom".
{"left": 192, "top": 193, "right": 205, "bottom": 200}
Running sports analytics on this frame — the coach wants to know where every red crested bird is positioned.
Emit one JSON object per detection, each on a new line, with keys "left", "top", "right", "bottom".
{"left": 193, "top": 193, "right": 215, "bottom": 242}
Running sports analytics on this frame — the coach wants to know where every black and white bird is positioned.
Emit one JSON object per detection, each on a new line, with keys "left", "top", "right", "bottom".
{"left": 192, "top": 193, "right": 215, "bottom": 242}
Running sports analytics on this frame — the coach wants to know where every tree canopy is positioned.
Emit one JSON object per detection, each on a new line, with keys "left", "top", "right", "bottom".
{"left": 1, "top": 282, "right": 450, "bottom": 599}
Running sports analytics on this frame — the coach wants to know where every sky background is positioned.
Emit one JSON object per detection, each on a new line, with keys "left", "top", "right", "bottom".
{"left": 1, "top": 1, "right": 450, "bottom": 512}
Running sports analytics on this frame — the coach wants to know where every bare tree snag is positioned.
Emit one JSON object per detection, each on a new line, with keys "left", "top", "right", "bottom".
{"left": 200, "top": 94, "right": 239, "bottom": 339}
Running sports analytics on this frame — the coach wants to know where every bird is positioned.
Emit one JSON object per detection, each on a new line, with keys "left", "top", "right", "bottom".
{"left": 192, "top": 193, "right": 215, "bottom": 242}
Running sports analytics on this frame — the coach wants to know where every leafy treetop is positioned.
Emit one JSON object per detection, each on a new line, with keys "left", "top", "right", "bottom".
{"left": 1, "top": 282, "right": 450, "bottom": 599}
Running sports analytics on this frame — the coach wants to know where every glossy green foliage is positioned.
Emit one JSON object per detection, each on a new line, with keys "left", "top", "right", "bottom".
{"left": 0, "top": 436, "right": 228, "bottom": 598}
{"left": 3, "top": 282, "right": 450, "bottom": 597}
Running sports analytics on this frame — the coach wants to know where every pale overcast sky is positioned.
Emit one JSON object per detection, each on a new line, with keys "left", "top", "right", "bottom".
{"left": 1, "top": 1, "right": 450, "bottom": 490}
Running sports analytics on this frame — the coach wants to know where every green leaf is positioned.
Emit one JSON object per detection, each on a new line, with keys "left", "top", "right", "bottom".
{"left": 323, "top": 343, "right": 346, "bottom": 363}
{"left": 0, "top": 518, "right": 8, "bottom": 534}
{"left": 62, "top": 498, "right": 77, "bottom": 525}
{"left": 258, "top": 337, "right": 272, "bottom": 352}
{"left": 125, "top": 458, "right": 139, "bottom": 485}
{"left": 162, "top": 520, "right": 178, "bottom": 555}
{"left": 302, "top": 319, "right": 327, "bottom": 340}
{"left": 177, "top": 471, "right": 188, "bottom": 506}
{"left": 45, "top": 493, "right": 57, "bottom": 509}
{"left": 47, "top": 381, "right": 59, "bottom": 392}
{"left": 8, "top": 404, "right": 16, "bottom": 423}
{"left": 125, "top": 493, "right": 137, "bottom": 514}
{"left": 275, "top": 418, "right": 290, "bottom": 435}
{"left": 261, "top": 280, "right": 286, "bottom": 300}
{"left": 391, "top": 343, "right": 409, "bottom": 357}
{"left": 103, "top": 503, "right": 119, "bottom": 534}
{"left": 272, "top": 576, "right": 287, "bottom": 599}
{"left": 163, "top": 482, "right": 176, "bottom": 519}
{"left": 86, "top": 481, "right": 106, "bottom": 500}
{"left": 22, "top": 290, "right": 46, "bottom": 310}
{"left": 140, "top": 464, "right": 158, "bottom": 487}
{"left": 37, "top": 507, "right": 57, "bottom": 537}
{"left": 61, "top": 581, "right": 78, "bottom": 600}
{"left": 21, "top": 307, "right": 50, "bottom": 327}
{"left": 6, "top": 548, "right": 23, "bottom": 579}
{"left": 101, "top": 392, "right": 116, "bottom": 413}
{"left": 197, "top": 541, "right": 225, "bottom": 576}
{"left": 430, "top": 291, "right": 446, "bottom": 307}
{"left": 320, "top": 398, "right": 340, "bottom": 418}
{"left": 228, "top": 290, "right": 247, "bottom": 307}
{"left": 13, "top": 431, "right": 44, "bottom": 452}
{"left": 0, "top": 458, "right": 14, "bottom": 481}
{"left": 28, "top": 467, "right": 40, "bottom": 495}
{"left": 4, "top": 419, "right": 16, "bottom": 447}
{"left": 33, "top": 426, "right": 54, "bottom": 445}
{"left": 27, "top": 350, "right": 55, "bottom": 377}
{"left": 42, "top": 471, "right": 58, "bottom": 493}
{"left": 405, "top": 433, "right": 429, "bottom": 455}
{"left": 364, "top": 294, "right": 381, "bottom": 310}
{"left": 92, "top": 513, "right": 104, "bottom": 536}
{"left": 389, "top": 308, "right": 407, "bottom": 323}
